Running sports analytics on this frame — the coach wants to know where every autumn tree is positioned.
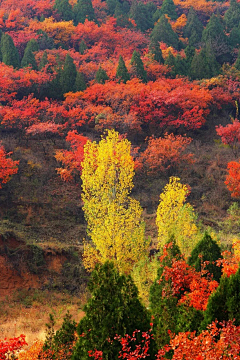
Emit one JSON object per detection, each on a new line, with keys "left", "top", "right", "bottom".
{"left": 225, "top": 160, "right": 240, "bottom": 198}
{"left": 81, "top": 129, "right": 149, "bottom": 274}
{"left": 1, "top": 33, "right": 20, "bottom": 68}
{"left": 156, "top": 177, "right": 198, "bottom": 257}
{"left": 116, "top": 55, "right": 130, "bottom": 83}
{"left": 0, "top": 144, "right": 19, "bottom": 188}
{"left": 72, "top": 262, "right": 152, "bottom": 360}
{"left": 130, "top": 50, "right": 147, "bottom": 83}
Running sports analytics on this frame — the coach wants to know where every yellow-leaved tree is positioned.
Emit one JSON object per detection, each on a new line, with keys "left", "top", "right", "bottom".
{"left": 156, "top": 176, "right": 199, "bottom": 257}
{"left": 81, "top": 129, "right": 149, "bottom": 274}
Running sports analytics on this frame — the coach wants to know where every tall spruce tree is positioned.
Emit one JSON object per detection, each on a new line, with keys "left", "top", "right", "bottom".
{"left": 130, "top": 50, "right": 147, "bottom": 83}
{"left": 21, "top": 47, "right": 38, "bottom": 70}
{"left": 149, "top": 39, "right": 164, "bottom": 64}
{"left": 39, "top": 51, "right": 48, "bottom": 70}
{"left": 0, "top": 29, "right": 2, "bottom": 62}
{"left": 151, "top": 15, "right": 181, "bottom": 50}
{"left": 95, "top": 66, "right": 109, "bottom": 83}
{"left": 73, "top": 0, "right": 96, "bottom": 25}
{"left": 229, "top": 25, "right": 240, "bottom": 47}
{"left": 158, "top": 0, "right": 178, "bottom": 20}
{"left": 1, "top": 33, "right": 20, "bottom": 68}
{"left": 60, "top": 54, "right": 77, "bottom": 94}
{"left": 224, "top": 0, "right": 240, "bottom": 32}
{"left": 54, "top": 0, "right": 74, "bottom": 21}
{"left": 129, "top": 0, "right": 155, "bottom": 32}
{"left": 79, "top": 40, "right": 87, "bottom": 54}
{"left": 188, "top": 232, "right": 222, "bottom": 282}
{"left": 116, "top": 55, "right": 130, "bottom": 83}
{"left": 184, "top": 7, "right": 203, "bottom": 47}
{"left": 26, "top": 39, "right": 39, "bottom": 53}
{"left": 190, "top": 45, "right": 220, "bottom": 80}
{"left": 72, "top": 262, "right": 153, "bottom": 360}
{"left": 234, "top": 48, "right": 240, "bottom": 70}
{"left": 74, "top": 71, "right": 87, "bottom": 91}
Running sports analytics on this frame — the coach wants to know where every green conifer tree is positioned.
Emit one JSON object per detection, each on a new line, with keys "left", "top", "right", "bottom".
{"left": 116, "top": 55, "right": 130, "bottom": 83}
{"left": 26, "top": 38, "right": 39, "bottom": 53}
{"left": 39, "top": 51, "right": 48, "bottom": 70}
{"left": 190, "top": 45, "right": 220, "bottom": 80}
{"left": 151, "top": 15, "right": 181, "bottom": 50}
{"left": 188, "top": 232, "right": 222, "bottom": 282}
{"left": 72, "top": 262, "right": 153, "bottom": 360}
{"left": 229, "top": 25, "right": 240, "bottom": 47}
{"left": 224, "top": 0, "right": 240, "bottom": 32}
{"left": 184, "top": 7, "right": 203, "bottom": 46}
{"left": 54, "top": 0, "right": 74, "bottom": 21}
{"left": 74, "top": 71, "right": 87, "bottom": 91}
{"left": 60, "top": 54, "right": 77, "bottom": 94}
{"left": 21, "top": 47, "right": 38, "bottom": 70}
{"left": 79, "top": 40, "right": 87, "bottom": 54}
{"left": 234, "top": 48, "right": 240, "bottom": 70}
{"left": 95, "top": 66, "right": 109, "bottom": 84}
{"left": 0, "top": 29, "right": 2, "bottom": 62}
{"left": 129, "top": 0, "right": 154, "bottom": 32}
{"left": 1, "top": 33, "right": 20, "bottom": 68}
{"left": 130, "top": 50, "right": 147, "bottom": 83}
{"left": 158, "top": 0, "right": 178, "bottom": 20}
{"left": 73, "top": 0, "right": 96, "bottom": 25}
{"left": 149, "top": 39, "right": 164, "bottom": 64}
{"left": 165, "top": 51, "right": 176, "bottom": 76}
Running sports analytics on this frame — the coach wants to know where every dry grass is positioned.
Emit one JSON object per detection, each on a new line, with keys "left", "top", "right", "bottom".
{"left": 0, "top": 290, "right": 86, "bottom": 347}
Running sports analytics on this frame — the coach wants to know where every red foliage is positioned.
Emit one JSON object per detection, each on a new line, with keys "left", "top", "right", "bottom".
{"left": 225, "top": 160, "right": 240, "bottom": 198}
{"left": 216, "top": 250, "right": 240, "bottom": 277}
{"left": 55, "top": 131, "right": 89, "bottom": 181}
{"left": 0, "top": 144, "right": 19, "bottom": 188}
{"left": 0, "top": 334, "right": 27, "bottom": 359}
{"left": 156, "top": 321, "right": 240, "bottom": 360}
{"left": 216, "top": 119, "right": 240, "bottom": 157}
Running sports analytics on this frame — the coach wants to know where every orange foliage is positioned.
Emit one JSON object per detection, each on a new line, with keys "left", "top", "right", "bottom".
{"left": 173, "top": 0, "right": 215, "bottom": 15}
{"left": 171, "top": 14, "right": 187, "bottom": 36}
{"left": 0, "top": 144, "right": 19, "bottom": 188}
{"left": 138, "top": 133, "right": 194, "bottom": 174}
{"left": 18, "top": 340, "right": 44, "bottom": 360}
{"left": 225, "top": 160, "right": 240, "bottom": 198}
{"left": 216, "top": 250, "right": 240, "bottom": 277}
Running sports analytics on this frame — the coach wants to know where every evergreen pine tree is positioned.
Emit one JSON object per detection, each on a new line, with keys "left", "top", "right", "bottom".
{"left": 116, "top": 55, "right": 130, "bottom": 83}
{"left": 115, "top": 2, "right": 131, "bottom": 28}
{"left": 130, "top": 50, "right": 147, "bottom": 82}
{"left": 151, "top": 15, "right": 181, "bottom": 50}
{"left": 37, "top": 30, "right": 54, "bottom": 50}
{"left": 106, "top": 0, "right": 118, "bottom": 15}
{"left": 74, "top": 71, "right": 87, "bottom": 91}
{"left": 26, "top": 38, "right": 39, "bottom": 53}
{"left": 202, "top": 14, "right": 231, "bottom": 64}
{"left": 149, "top": 39, "right": 164, "bottom": 63}
{"left": 79, "top": 39, "right": 87, "bottom": 54}
{"left": 158, "top": 0, "right": 178, "bottom": 20}
{"left": 1, "top": 33, "right": 20, "bottom": 68}
{"left": 54, "top": 0, "right": 74, "bottom": 21}
{"left": 60, "top": 54, "right": 77, "bottom": 94}
{"left": 201, "top": 267, "right": 240, "bottom": 329}
{"left": 39, "top": 51, "right": 48, "bottom": 70}
{"left": 185, "top": 45, "right": 195, "bottom": 66}
{"left": 229, "top": 25, "right": 240, "bottom": 47}
{"left": 73, "top": 0, "right": 96, "bottom": 25}
{"left": 72, "top": 262, "right": 153, "bottom": 360}
{"left": 184, "top": 7, "right": 203, "bottom": 47}
{"left": 0, "top": 29, "right": 2, "bottom": 62}
{"left": 224, "top": 0, "right": 240, "bottom": 32}
{"left": 165, "top": 51, "right": 176, "bottom": 76}
{"left": 21, "top": 47, "right": 38, "bottom": 70}
{"left": 129, "top": 0, "right": 154, "bottom": 32}
{"left": 234, "top": 48, "right": 240, "bottom": 70}
{"left": 174, "top": 54, "right": 187, "bottom": 76}
{"left": 188, "top": 232, "right": 222, "bottom": 282}
{"left": 95, "top": 66, "right": 109, "bottom": 83}
{"left": 190, "top": 45, "right": 220, "bottom": 80}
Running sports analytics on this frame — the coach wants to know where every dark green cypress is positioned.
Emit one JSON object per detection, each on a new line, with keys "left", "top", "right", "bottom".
{"left": 130, "top": 50, "right": 147, "bottom": 83}
{"left": 149, "top": 39, "right": 164, "bottom": 64}
{"left": 54, "top": 0, "right": 74, "bottom": 21}
{"left": 188, "top": 232, "right": 222, "bottom": 282}
{"left": 224, "top": 0, "right": 240, "bottom": 32}
{"left": 190, "top": 45, "right": 220, "bottom": 80}
{"left": 165, "top": 51, "right": 176, "bottom": 76}
{"left": 73, "top": 0, "right": 96, "bottom": 25}
{"left": 0, "top": 29, "right": 2, "bottom": 62}
{"left": 158, "top": 0, "right": 178, "bottom": 20}
{"left": 95, "top": 66, "right": 109, "bottom": 84}
{"left": 234, "top": 48, "right": 240, "bottom": 70}
{"left": 184, "top": 7, "right": 203, "bottom": 47}
{"left": 116, "top": 55, "right": 130, "bottom": 83}
{"left": 79, "top": 40, "right": 87, "bottom": 54}
{"left": 60, "top": 54, "right": 77, "bottom": 94}
{"left": 71, "top": 262, "right": 153, "bottom": 360}
{"left": 21, "top": 47, "right": 38, "bottom": 70}
{"left": 151, "top": 15, "right": 181, "bottom": 50}
{"left": 129, "top": 0, "right": 155, "bottom": 32}
{"left": 74, "top": 71, "right": 87, "bottom": 91}
{"left": 201, "top": 267, "right": 240, "bottom": 329}
{"left": 39, "top": 51, "right": 48, "bottom": 70}
{"left": 26, "top": 38, "right": 39, "bottom": 53}
{"left": 229, "top": 25, "right": 240, "bottom": 47}
{"left": 1, "top": 33, "right": 20, "bottom": 68}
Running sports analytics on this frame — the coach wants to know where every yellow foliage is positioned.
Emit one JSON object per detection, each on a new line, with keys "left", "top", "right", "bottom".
{"left": 18, "top": 340, "right": 43, "bottom": 360}
{"left": 232, "top": 237, "right": 240, "bottom": 257}
{"left": 29, "top": 17, "right": 75, "bottom": 44}
{"left": 171, "top": 14, "right": 187, "bottom": 35}
{"left": 132, "top": 255, "right": 159, "bottom": 306}
{"left": 156, "top": 177, "right": 198, "bottom": 257}
{"left": 81, "top": 129, "right": 149, "bottom": 274}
